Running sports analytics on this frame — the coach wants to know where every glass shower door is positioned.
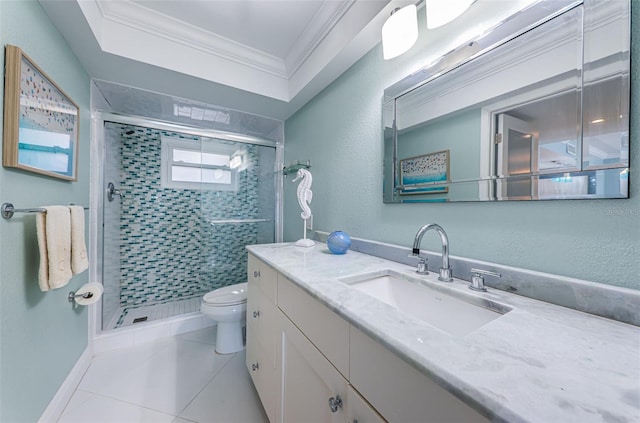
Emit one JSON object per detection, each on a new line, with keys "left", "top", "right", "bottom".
{"left": 198, "top": 137, "right": 276, "bottom": 293}
{"left": 100, "top": 121, "right": 278, "bottom": 331}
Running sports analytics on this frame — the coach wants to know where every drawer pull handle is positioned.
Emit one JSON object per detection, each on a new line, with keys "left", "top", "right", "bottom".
{"left": 253, "top": 270, "right": 260, "bottom": 278}
{"left": 328, "top": 395, "right": 343, "bottom": 412}
{"left": 253, "top": 310, "right": 260, "bottom": 318}
{"left": 252, "top": 362, "right": 259, "bottom": 371}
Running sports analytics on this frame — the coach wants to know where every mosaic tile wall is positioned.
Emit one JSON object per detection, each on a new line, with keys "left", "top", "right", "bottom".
{"left": 110, "top": 123, "right": 274, "bottom": 308}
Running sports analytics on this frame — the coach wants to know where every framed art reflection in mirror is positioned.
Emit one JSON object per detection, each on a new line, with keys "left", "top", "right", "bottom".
{"left": 399, "top": 150, "right": 449, "bottom": 195}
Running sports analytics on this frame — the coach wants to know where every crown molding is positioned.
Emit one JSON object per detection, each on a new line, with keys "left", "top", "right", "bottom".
{"left": 76, "top": 0, "right": 378, "bottom": 102}
{"left": 46, "top": 0, "right": 392, "bottom": 116}
{"left": 285, "top": 0, "right": 356, "bottom": 76}
{"left": 95, "top": 0, "right": 288, "bottom": 77}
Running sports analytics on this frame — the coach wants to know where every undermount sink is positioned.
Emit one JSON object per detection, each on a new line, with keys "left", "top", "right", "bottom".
{"left": 339, "top": 270, "right": 511, "bottom": 337}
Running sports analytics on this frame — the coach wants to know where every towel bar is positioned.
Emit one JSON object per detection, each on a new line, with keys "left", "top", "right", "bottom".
{"left": 1, "top": 202, "right": 89, "bottom": 220}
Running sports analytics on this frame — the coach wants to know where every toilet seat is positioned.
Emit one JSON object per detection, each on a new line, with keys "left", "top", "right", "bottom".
{"left": 202, "top": 282, "right": 248, "bottom": 307}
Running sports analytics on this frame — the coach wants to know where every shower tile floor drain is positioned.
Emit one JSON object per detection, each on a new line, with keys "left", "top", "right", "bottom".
{"left": 113, "top": 296, "right": 202, "bottom": 329}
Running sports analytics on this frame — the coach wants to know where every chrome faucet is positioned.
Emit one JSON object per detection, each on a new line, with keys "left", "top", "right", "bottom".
{"left": 411, "top": 223, "right": 453, "bottom": 282}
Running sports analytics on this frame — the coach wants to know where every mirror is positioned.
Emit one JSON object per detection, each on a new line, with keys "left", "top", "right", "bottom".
{"left": 383, "top": 0, "right": 630, "bottom": 203}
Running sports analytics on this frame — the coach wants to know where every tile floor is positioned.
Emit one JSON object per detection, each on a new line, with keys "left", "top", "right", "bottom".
{"left": 58, "top": 327, "right": 269, "bottom": 423}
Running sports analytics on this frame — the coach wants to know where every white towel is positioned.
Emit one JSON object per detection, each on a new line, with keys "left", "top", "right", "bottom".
{"left": 36, "top": 206, "right": 72, "bottom": 291}
{"left": 70, "top": 205, "right": 89, "bottom": 275}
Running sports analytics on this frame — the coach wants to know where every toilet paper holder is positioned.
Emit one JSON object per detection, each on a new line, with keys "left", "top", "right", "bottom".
{"left": 68, "top": 291, "right": 93, "bottom": 303}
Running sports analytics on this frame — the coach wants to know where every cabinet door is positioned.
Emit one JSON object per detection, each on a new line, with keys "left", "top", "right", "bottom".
{"left": 246, "top": 334, "right": 277, "bottom": 423}
{"left": 347, "top": 385, "right": 386, "bottom": 423}
{"left": 280, "top": 311, "right": 348, "bottom": 423}
{"left": 247, "top": 283, "right": 278, "bottom": 368}
{"left": 247, "top": 255, "right": 279, "bottom": 423}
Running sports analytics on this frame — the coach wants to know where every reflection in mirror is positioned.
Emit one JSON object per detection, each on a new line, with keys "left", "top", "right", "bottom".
{"left": 383, "top": 0, "right": 630, "bottom": 203}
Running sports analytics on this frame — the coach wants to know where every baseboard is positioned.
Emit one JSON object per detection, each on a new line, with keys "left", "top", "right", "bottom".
{"left": 38, "top": 346, "right": 93, "bottom": 423}
{"left": 93, "top": 312, "right": 215, "bottom": 355}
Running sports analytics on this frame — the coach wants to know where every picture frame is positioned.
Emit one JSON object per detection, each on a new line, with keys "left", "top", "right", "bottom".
{"left": 3, "top": 45, "right": 79, "bottom": 181}
{"left": 399, "top": 150, "right": 450, "bottom": 195}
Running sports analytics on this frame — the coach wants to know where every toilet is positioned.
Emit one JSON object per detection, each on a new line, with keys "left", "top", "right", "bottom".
{"left": 200, "top": 282, "right": 248, "bottom": 354}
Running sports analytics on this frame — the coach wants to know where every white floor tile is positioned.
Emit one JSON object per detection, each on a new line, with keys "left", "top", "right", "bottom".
{"left": 81, "top": 337, "right": 234, "bottom": 415}
{"left": 79, "top": 337, "right": 175, "bottom": 393}
{"left": 58, "top": 390, "right": 174, "bottom": 423}
{"left": 64, "top": 325, "right": 262, "bottom": 423}
{"left": 179, "top": 351, "right": 268, "bottom": 423}
{"left": 176, "top": 327, "right": 217, "bottom": 345}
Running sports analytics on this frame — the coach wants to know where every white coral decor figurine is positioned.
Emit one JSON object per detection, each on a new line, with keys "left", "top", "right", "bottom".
{"left": 293, "top": 169, "right": 314, "bottom": 247}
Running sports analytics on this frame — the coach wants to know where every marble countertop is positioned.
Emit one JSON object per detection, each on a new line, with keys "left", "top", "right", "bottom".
{"left": 247, "top": 242, "right": 640, "bottom": 423}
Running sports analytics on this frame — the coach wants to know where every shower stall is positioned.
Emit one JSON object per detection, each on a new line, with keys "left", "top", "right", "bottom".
{"left": 92, "top": 81, "right": 283, "bottom": 332}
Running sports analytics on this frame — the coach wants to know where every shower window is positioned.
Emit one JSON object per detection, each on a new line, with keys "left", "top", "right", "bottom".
{"left": 160, "top": 136, "right": 238, "bottom": 191}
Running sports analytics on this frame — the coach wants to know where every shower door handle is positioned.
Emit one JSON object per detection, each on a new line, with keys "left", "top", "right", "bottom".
{"left": 107, "top": 182, "right": 124, "bottom": 202}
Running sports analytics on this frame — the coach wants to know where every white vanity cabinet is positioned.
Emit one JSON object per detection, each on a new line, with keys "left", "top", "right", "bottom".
{"left": 279, "top": 311, "right": 349, "bottom": 422}
{"left": 247, "top": 253, "right": 486, "bottom": 423}
{"left": 350, "top": 327, "right": 489, "bottom": 423}
{"left": 246, "top": 254, "right": 279, "bottom": 422}
{"left": 279, "top": 312, "right": 385, "bottom": 423}
{"left": 277, "top": 275, "right": 384, "bottom": 423}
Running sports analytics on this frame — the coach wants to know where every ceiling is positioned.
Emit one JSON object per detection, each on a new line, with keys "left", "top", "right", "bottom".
{"left": 39, "top": 0, "right": 406, "bottom": 120}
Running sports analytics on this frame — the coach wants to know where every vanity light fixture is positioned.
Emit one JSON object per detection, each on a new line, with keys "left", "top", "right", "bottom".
{"left": 382, "top": 0, "right": 475, "bottom": 60}
{"left": 382, "top": 5, "right": 419, "bottom": 60}
{"left": 426, "top": 0, "right": 475, "bottom": 29}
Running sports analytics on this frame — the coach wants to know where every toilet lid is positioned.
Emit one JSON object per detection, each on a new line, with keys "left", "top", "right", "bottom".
{"left": 203, "top": 282, "right": 248, "bottom": 306}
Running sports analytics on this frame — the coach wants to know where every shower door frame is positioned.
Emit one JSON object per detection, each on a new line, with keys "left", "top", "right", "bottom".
{"left": 89, "top": 111, "right": 284, "bottom": 337}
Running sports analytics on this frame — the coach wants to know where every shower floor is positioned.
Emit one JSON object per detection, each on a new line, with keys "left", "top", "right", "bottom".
{"left": 107, "top": 296, "right": 202, "bottom": 330}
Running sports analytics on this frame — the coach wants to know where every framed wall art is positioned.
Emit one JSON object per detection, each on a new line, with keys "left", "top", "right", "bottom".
{"left": 3, "top": 45, "right": 79, "bottom": 181}
{"left": 399, "top": 150, "right": 450, "bottom": 195}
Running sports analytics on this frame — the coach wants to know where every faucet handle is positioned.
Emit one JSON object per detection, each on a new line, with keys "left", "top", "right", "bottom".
{"left": 408, "top": 253, "right": 428, "bottom": 275}
{"left": 469, "top": 268, "right": 501, "bottom": 292}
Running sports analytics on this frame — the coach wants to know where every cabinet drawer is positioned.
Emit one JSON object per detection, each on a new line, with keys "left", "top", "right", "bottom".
{"left": 246, "top": 285, "right": 277, "bottom": 368}
{"left": 278, "top": 276, "right": 350, "bottom": 378}
{"left": 248, "top": 253, "right": 277, "bottom": 303}
{"left": 350, "top": 327, "right": 489, "bottom": 423}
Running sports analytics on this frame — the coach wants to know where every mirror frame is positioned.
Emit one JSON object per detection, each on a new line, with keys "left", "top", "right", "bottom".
{"left": 383, "top": 0, "right": 630, "bottom": 203}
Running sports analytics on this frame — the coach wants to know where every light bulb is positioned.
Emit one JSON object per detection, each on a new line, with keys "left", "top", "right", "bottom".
{"left": 382, "top": 5, "right": 418, "bottom": 60}
{"left": 426, "top": 0, "right": 475, "bottom": 29}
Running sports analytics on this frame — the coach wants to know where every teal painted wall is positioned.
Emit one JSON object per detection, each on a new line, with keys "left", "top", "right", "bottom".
{"left": 284, "top": 6, "right": 640, "bottom": 290}
{"left": 398, "top": 109, "right": 481, "bottom": 201}
{"left": 0, "top": 1, "right": 91, "bottom": 421}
